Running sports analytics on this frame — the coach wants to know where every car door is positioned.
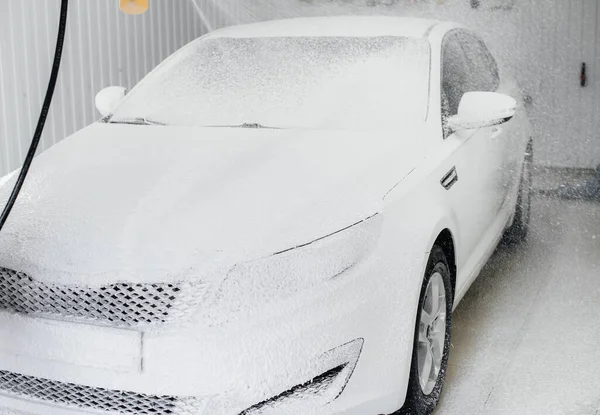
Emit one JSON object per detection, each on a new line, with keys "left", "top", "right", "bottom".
{"left": 457, "top": 31, "right": 519, "bottom": 214}
{"left": 435, "top": 31, "right": 501, "bottom": 288}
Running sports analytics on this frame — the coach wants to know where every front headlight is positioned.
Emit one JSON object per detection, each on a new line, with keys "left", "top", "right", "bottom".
{"left": 213, "top": 214, "right": 382, "bottom": 314}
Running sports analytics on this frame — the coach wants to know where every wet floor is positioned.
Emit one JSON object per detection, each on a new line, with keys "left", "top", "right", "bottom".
{"left": 437, "top": 194, "right": 600, "bottom": 415}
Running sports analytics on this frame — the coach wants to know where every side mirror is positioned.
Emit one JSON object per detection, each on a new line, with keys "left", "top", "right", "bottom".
{"left": 95, "top": 86, "right": 127, "bottom": 117}
{"left": 448, "top": 91, "right": 517, "bottom": 132}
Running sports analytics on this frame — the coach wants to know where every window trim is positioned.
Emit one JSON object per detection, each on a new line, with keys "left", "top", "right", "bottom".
{"left": 440, "top": 29, "right": 464, "bottom": 139}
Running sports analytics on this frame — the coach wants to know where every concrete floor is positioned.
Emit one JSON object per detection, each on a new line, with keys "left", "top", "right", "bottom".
{"left": 437, "top": 194, "right": 600, "bottom": 415}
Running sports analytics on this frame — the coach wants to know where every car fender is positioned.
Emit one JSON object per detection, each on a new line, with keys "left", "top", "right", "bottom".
{"left": 378, "top": 176, "right": 459, "bottom": 401}
{"left": 383, "top": 166, "right": 460, "bottom": 284}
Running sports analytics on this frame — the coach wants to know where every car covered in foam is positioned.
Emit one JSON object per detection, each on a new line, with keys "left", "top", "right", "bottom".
{"left": 0, "top": 15, "right": 533, "bottom": 415}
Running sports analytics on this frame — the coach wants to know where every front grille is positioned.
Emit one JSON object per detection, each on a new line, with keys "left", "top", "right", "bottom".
{"left": 0, "top": 267, "right": 203, "bottom": 328}
{"left": 0, "top": 370, "right": 204, "bottom": 414}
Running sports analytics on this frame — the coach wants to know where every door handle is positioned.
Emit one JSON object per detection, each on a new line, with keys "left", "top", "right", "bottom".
{"left": 441, "top": 167, "right": 458, "bottom": 190}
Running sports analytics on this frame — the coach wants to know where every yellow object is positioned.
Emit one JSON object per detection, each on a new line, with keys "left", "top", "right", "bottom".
{"left": 120, "top": 0, "right": 149, "bottom": 15}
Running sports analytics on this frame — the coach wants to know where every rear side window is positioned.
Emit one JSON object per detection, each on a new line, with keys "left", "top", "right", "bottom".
{"left": 458, "top": 32, "right": 500, "bottom": 92}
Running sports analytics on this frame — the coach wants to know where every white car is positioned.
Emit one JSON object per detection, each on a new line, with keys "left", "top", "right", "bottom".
{"left": 0, "top": 16, "right": 532, "bottom": 415}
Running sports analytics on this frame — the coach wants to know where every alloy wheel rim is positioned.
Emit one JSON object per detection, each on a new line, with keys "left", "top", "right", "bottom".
{"left": 417, "top": 272, "right": 447, "bottom": 395}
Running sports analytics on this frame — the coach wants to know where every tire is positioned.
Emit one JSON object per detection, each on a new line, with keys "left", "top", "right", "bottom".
{"left": 502, "top": 140, "right": 533, "bottom": 245}
{"left": 400, "top": 246, "right": 453, "bottom": 415}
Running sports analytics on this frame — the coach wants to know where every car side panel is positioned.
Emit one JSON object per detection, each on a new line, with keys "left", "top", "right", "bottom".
{"left": 424, "top": 24, "right": 532, "bottom": 300}
{"left": 381, "top": 157, "right": 462, "bottom": 410}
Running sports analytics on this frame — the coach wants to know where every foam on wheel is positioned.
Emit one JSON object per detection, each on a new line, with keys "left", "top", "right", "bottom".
{"left": 400, "top": 246, "right": 453, "bottom": 415}
{"left": 503, "top": 140, "right": 534, "bottom": 245}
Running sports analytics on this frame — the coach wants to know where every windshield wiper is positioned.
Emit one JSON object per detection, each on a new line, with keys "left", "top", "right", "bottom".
{"left": 240, "top": 123, "right": 275, "bottom": 129}
{"left": 206, "top": 123, "right": 281, "bottom": 129}
{"left": 109, "top": 117, "right": 166, "bottom": 126}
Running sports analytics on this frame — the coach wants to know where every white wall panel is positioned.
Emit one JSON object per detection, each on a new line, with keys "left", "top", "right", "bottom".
{"left": 508, "top": 0, "right": 600, "bottom": 168}
{"left": 0, "top": 0, "right": 206, "bottom": 176}
{"left": 472, "top": 0, "right": 600, "bottom": 168}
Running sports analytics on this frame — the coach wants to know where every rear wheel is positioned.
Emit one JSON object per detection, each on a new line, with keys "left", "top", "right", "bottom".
{"left": 502, "top": 140, "right": 533, "bottom": 245}
{"left": 400, "top": 246, "right": 453, "bottom": 415}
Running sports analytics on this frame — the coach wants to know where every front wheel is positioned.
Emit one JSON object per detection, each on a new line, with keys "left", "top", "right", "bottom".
{"left": 400, "top": 246, "right": 453, "bottom": 415}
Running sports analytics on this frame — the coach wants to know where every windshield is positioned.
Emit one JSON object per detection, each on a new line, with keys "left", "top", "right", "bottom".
{"left": 110, "top": 36, "right": 430, "bottom": 130}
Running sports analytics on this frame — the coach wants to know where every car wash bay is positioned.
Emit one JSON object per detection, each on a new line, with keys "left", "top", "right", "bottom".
{"left": 0, "top": 1, "right": 599, "bottom": 414}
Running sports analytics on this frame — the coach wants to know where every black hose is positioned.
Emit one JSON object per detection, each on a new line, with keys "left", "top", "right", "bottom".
{"left": 0, "top": 0, "right": 69, "bottom": 232}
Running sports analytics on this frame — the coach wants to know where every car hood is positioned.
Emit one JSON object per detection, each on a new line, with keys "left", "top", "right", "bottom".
{"left": 0, "top": 123, "right": 424, "bottom": 285}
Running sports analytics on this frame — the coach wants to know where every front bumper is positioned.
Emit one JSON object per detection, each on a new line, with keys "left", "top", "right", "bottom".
{"left": 0, "top": 250, "right": 417, "bottom": 415}
{"left": 0, "top": 338, "right": 361, "bottom": 415}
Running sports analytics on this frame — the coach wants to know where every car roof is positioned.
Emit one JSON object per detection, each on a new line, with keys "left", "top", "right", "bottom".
{"left": 206, "top": 16, "right": 442, "bottom": 39}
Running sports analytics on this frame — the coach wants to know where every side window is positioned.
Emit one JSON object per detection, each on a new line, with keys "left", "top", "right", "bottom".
{"left": 441, "top": 33, "right": 470, "bottom": 120}
{"left": 458, "top": 32, "right": 500, "bottom": 92}
{"left": 440, "top": 31, "right": 501, "bottom": 137}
